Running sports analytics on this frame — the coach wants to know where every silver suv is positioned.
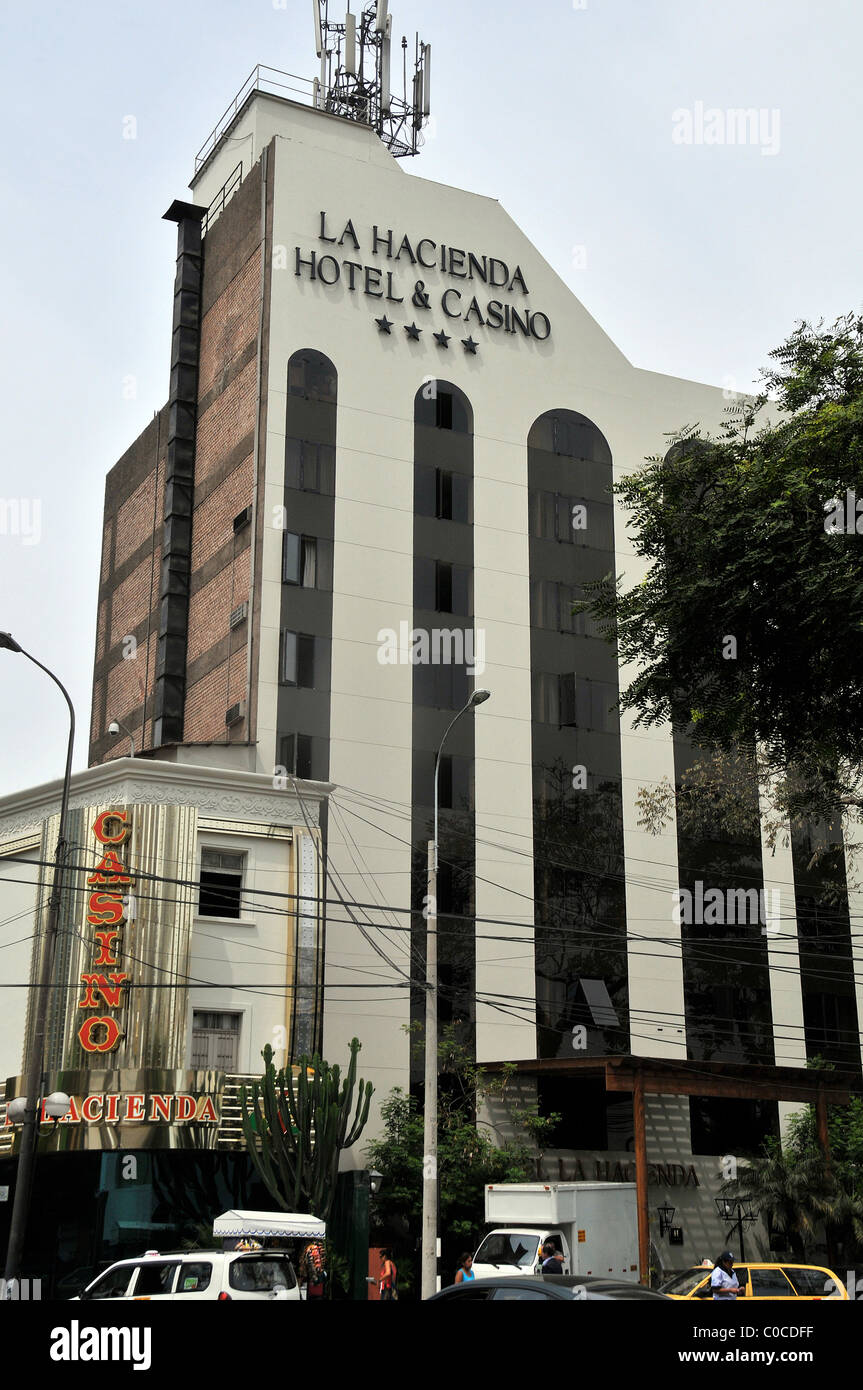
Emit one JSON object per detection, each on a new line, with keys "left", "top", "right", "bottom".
{"left": 73, "top": 1249, "right": 301, "bottom": 1301}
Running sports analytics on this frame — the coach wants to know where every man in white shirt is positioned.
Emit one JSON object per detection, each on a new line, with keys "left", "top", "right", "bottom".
{"left": 710, "top": 1251, "right": 740, "bottom": 1300}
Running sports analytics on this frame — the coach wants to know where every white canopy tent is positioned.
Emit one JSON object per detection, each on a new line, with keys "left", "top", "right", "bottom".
{"left": 213, "top": 1210, "right": 326, "bottom": 1241}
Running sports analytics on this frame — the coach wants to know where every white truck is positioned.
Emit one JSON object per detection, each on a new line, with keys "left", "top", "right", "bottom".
{"left": 472, "top": 1182, "right": 639, "bottom": 1283}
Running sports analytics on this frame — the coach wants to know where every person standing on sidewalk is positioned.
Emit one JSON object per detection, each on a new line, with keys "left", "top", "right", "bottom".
{"left": 380, "top": 1249, "right": 398, "bottom": 1300}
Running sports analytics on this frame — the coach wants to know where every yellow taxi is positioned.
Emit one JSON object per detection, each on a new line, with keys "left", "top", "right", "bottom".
{"left": 659, "top": 1262, "right": 849, "bottom": 1300}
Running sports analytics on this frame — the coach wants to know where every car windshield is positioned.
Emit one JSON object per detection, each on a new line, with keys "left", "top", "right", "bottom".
{"left": 474, "top": 1233, "right": 540, "bottom": 1268}
{"left": 658, "top": 1268, "right": 711, "bottom": 1296}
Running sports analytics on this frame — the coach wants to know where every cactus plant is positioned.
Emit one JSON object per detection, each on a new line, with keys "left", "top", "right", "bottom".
{"left": 239, "top": 1037, "right": 374, "bottom": 1224}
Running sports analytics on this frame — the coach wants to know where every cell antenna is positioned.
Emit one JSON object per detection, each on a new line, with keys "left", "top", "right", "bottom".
{"left": 312, "top": 1, "right": 431, "bottom": 156}
{"left": 345, "top": 9, "right": 357, "bottom": 75}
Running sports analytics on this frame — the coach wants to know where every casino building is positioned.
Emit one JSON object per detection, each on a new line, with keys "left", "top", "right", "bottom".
{"left": 3, "top": 4, "right": 861, "bottom": 1281}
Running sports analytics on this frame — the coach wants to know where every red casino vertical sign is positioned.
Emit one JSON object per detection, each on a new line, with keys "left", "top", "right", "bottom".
{"left": 77, "top": 810, "right": 132, "bottom": 1055}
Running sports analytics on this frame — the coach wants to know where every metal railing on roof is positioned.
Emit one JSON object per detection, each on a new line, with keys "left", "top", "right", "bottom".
{"left": 195, "top": 65, "right": 317, "bottom": 174}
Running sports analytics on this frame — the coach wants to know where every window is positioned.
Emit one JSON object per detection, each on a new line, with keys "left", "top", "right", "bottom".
{"left": 280, "top": 631, "right": 316, "bottom": 687}
{"left": 784, "top": 1267, "right": 834, "bottom": 1297}
{"left": 84, "top": 1265, "right": 135, "bottom": 1300}
{"left": 412, "top": 750, "right": 473, "bottom": 810}
{"left": 288, "top": 353, "right": 336, "bottom": 403}
{"left": 282, "top": 533, "right": 331, "bottom": 589}
{"left": 414, "top": 661, "right": 470, "bottom": 710}
{"left": 176, "top": 1263, "right": 213, "bottom": 1294}
{"left": 414, "top": 558, "right": 471, "bottom": 615}
{"left": 750, "top": 1268, "right": 795, "bottom": 1298}
{"left": 285, "top": 438, "right": 336, "bottom": 494}
{"left": 529, "top": 490, "right": 613, "bottom": 550}
{"left": 229, "top": 1256, "right": 297, "bottom": 1292}
{"left": 199, "top": 849, "right": 245, "bottom": 919}
{"left": 131, "top": 1263, "right": 180, "bottom": 1297}
{"left": 280, "top": 733, "right": 313, "bottom": 780}
{"left": 191, "top": 1011, "right": 240, "bottom": 1069}
{"left": 415, "top": 467, "right": 470, "bottom": 522}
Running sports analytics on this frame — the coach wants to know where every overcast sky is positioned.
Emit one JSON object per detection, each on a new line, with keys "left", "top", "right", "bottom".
{"left": 1, "top": 0, "right": 860, "bottom": 796}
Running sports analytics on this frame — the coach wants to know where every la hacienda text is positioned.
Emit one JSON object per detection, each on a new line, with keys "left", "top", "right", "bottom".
{"left": 291, "top": 211, "right": 553, "bottom": 341}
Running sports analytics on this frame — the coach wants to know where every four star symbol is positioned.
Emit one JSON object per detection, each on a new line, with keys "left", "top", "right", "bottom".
{"left": 374, "top": 319, "right": 480, "bottom": 355}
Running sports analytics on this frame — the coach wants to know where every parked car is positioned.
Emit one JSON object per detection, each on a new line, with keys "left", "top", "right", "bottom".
{"left": 72, "top": 1249, "right": 301, "bottom": 1301}
{"left": 659, "top": 1262, "right": 849, "bottom": 1300}
{"left": 428, "top": 1275, "right": 669, "bottom": 1302}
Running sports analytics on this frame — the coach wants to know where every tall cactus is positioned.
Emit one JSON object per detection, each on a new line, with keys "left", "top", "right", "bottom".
{"left": 239, "top": 1037, "right": 374, "bottom": 1223}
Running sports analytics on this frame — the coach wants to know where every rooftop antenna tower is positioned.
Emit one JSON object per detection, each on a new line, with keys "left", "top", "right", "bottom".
{"left": 311, "top": 0, "right": 431, "bottom": 157}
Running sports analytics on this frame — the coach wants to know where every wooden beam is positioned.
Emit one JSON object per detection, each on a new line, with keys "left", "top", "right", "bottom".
{"left": 604, "top": 1068, "right": 850, "bottom": 1106}
{"left": 632, "top": 1070, "right": 650, "bottom": 1286}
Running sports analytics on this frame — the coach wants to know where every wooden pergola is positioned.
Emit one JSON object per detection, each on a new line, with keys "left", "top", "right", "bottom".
{"left": 485, "top": 1055, "right": 856, "bottom": 1282}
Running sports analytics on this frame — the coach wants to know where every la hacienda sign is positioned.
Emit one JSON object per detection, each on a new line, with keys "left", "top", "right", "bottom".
{"left": 289, "top": 212, "right": 553, "bottom": 342}
{"left": 4, "top": 1092, "right": 219, "bottom": 1126}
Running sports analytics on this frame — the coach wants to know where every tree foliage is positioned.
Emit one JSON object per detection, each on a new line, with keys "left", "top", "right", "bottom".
{"left": 589, "top": 313, "right": 863, "bottom": 834}
{"left": 364, "top": 1024, "right": 560, "bottom": 1294}
{"left": 723, "top": 1064, "right": 863, "bottom": 1263}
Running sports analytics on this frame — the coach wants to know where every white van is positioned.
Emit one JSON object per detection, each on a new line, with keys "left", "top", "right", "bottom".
{"left": 73, "top": 1249, "right": 301, "bottom": 1302}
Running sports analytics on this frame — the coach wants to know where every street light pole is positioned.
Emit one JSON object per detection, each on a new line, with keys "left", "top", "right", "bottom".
{"left": 1, "top": 634, "right": 75, "bottom": 1286}
{"left": 421, "top": 687, "right": 490, "bottom": 1301}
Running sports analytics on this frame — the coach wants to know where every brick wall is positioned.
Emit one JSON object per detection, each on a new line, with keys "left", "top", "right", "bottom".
{"left": 88, "top": 147, "right": 272, "bottom": 766}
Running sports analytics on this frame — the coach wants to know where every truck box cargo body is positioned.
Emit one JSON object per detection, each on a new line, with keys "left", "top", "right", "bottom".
{"left": 473, "top": 1182, "right": 639, "bottom": 1283}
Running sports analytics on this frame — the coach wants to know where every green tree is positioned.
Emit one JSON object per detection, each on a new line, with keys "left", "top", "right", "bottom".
{"left": 364, "top": 1024, "right": 560, "bottom": 1296}
{"left": 589, "top": 313, "right": 863, "bottom": 836}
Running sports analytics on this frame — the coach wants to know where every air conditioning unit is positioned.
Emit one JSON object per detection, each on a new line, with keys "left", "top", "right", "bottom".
{"left": 233, "top": 506, "right": 252, "bottom": 533}
{"left": 230, "top": 602, "right": 248, "bottom": 630}
{"left": 225, "top": 701, "right": 246, "bottom": 727}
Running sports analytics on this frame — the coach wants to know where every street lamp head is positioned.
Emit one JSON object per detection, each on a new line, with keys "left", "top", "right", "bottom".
{"left": 369, "top": 1169, "right": 384, "bottom": 1196}
{"left": 43, "top": 1091, "right": 71, "bottom": 1120}
{"left": 470, "top": 689, "right": 491, "bottom": 706}
{"left": 0, "top": 632, "right": 23, "bottom": 653}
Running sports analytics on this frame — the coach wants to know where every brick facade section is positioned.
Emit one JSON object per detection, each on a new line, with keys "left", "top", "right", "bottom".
{"left": 88, "top": 152, "right": 272, "bottom": 766}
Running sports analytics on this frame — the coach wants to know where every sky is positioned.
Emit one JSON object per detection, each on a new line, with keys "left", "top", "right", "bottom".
{"left": 1, "top": 0, "right": 860, "bottom": 796}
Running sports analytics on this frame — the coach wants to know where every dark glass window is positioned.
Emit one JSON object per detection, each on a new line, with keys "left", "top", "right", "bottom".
{"left": 414, "top": 662, "right": 470, "bottom": 709}
{"left": 282, "top": 533, "right": 332, "bottom": 589}
{"left": 280, "top": 631, "right": 316, "bottom": 687}
{"left": 412, "top": 750, "right": 473, "bottom": 810}
{"left": 199, "top": 848, "right": 245, "bottom": 919}
{"left": 132, "top": 1263, "right": 179, "bottom": 1296}
{"left": 415, "top": 383, "right": 471, "bottom": 433}
{"left": 279, "top": 733, "right": 314, "bottom": 780}
{"left": 529, "top": 491, "right": 613, "bottom": 549}
{"left": 85, "top": 1265, "right": 135, "bottom": 1300}
{"left": 285, "top": 439, "right": 336, "bottom": 494}
{"left": 415, "top": 467, "right": 470, "bottom": 522}
{"left": 689, "top": 1097, "right": 779, "bottom": 1156}
{"left": 414, "top": 558, "right": 471, "bottom": 614}
{"left": 288, "top": 352, "right": 337, "bottom": 403}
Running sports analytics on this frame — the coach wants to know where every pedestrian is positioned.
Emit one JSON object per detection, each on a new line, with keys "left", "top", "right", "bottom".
{"left": 379, "top": 1248, "right": 398, "bottom": 1300}
{"left": 710, "top": 1251, "right": 740, "bottom": 1300}
{"left": 540, "top": 1241, "right": 565, "bottom": 1273}
{"left": 454, "top": 1253, "right": 475, "bottom": 1285}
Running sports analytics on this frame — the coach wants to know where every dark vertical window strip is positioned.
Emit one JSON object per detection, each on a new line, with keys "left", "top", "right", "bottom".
{"left": 528, "top": 411, "right": 629, "bottom": 1080}
{"left": 410, "top": 383, "right": 477, "bottom": 1087}
{"left": 790, "top": 819, "right": 860, "bottom": 1072}
{"left": 280, "top": 350, "right": 337, "bottom": 1061}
